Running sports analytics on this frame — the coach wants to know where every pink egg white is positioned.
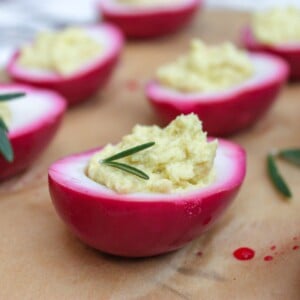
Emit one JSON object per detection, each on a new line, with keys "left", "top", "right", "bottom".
{"left": 242, "top": 27, "right": 300, "bottom": 80}
{"left": 48, "top": 139, "right": 246, "bottom": 257}
{"left": 6, "top": 24, "right": 124, "bottom": 106}
{"left": 97, "top": 0, "right": 202, "bottom": 38}
{"left": 0, "top": 84, "right": 66, "bottom": 180}
{"left": 146, "top": 53, "right": 289, "bottom": 136}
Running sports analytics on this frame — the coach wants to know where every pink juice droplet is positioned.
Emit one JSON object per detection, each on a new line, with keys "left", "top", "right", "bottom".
{"left": 292, "top": 245, "right": 299, "bottom": 251}
{"left": 126, "top": 79, "right": 139, "bottom": 91}
{"left": 264, "top": 255, "right": 273, "bottom": 261}
{"left": 270, "top": 245, "right": 276, "bottom": 251}
{"left": 233, "top": 247, "right": 255, "bottom": 261}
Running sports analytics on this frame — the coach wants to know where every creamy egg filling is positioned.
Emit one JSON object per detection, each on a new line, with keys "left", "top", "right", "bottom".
{"left": 0, "top": 103, "right": 12, "bottom": 127}
{"left": 19, "top": 27, "right": 103, "bottom": 75}
{"left": 252, "top": 7, "right": 300, "bottom": 45}
{"left": 117, "top": 0, "right": 183, "bottom": 7}
{"left": 156, "top": 39, "right": 254, "bottom": 93}
{"left": 87, "top": 114, "right": 217, "bottom": 194}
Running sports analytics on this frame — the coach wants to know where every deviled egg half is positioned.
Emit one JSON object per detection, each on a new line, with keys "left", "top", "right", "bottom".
{"left": 0, "top": 84, "right": 66, "bottom": 180}
{"left": 49, "top": 114, "right": 246, "bottom": 257}
{"left": 7, "top": 24, "right": 124, "bottom": 105}
{"left": 146, "top": 40, "right": 289, "bottom": 136}
{"left": 242, "top": 7, "right": 300, "bottom": 79}
{"left": 98, "top": 0, "right": 202, "bottom": 38}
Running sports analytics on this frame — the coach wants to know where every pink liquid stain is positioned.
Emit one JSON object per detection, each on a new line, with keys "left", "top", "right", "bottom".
{"left": 126, "top": 79, "right": 139, "bottom": 91}
{"left": 264, "top": 255, "right": 273, "bottom": 262}
{"left": 196, "top": 251, "right": 203, "bottom": 257}
{"left": 233, "top": 247, "right": 255, "bottom": 261}
{"left": 230, "top": 236, "right": 300, "bottom": 263}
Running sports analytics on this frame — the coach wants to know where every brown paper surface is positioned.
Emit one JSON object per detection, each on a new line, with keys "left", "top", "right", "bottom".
{"left": 0, "top": 10, "right": 299, "bottom": 300}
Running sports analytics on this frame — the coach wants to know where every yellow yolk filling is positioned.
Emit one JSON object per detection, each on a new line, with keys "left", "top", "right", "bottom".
{"left": 87, "top": 114, "right": 217, "bottom": 194}
{"left": 19, "top": 27, "right": 102, "bottom": 75}
{"left": 252, "top": 7, "right": 300, "bottom": 45}
{"left": 156, "top": 39, "right": 254, "bottom": 93}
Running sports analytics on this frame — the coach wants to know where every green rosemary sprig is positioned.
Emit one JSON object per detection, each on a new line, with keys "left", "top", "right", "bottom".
{"left": 103, "top": 161, "right": 149, "bottom": 180}
{"left": 267, "top": 148, "right": 300, "bottom": 199}
{"left": 100, "top": 142, "right": 155, "bottom": 180}
{"left": 0, "top": 124, "right": 13, "bottom": 162}
{"left": 267, "top": 154, "right": 292, "bottom": 198}
{"left": 278, "top": 149, "right": 300, "bottom": 166}
{"left": 102, "top": 142, "right": 155, "bottom": 162}
{"left": 0, "top": 92, "right": 26, "bottom": 162}
{"left": 0, "top": 93, "right": 25, "bottom": 101}
{"left": 0, "top": 118, "right": 8, "bottom": 132}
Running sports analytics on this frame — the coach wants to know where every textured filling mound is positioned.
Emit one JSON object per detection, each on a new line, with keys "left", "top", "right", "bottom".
{"left": 18, "top": 27, "right": 103, "bottom": 75}
{"left": 87, "top": 114, "right": 217, "bottom": 194}
{"left": 252, "top": 7, "right": 300, "bottom": 45}
{"left": 156, "top": 40, "right": 254, "bottom": 93}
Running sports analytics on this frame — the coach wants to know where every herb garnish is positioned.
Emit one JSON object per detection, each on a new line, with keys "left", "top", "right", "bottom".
{"left": 100, "top": 142, "right": 155, "bottom": 180}
{"left": 267, "top": 148, "right": 300, "bottom": 199}
{"left": 0, "top": 92, "right": 26, "bottom": 162}
{"left": 0, "top": 93, "right": 25, "bottom": 102}
{"left": 278, "top": 149, "right": 300, "bottom": 166}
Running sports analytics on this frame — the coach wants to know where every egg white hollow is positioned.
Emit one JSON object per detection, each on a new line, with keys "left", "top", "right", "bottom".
{"left": 147, "top": 53, "right": 289, "bottom": 103}
{"left": 99, "top": 0, "right": 200, "bottom": 14}
{"left": 0, "top": 84, "right": 66, "bottom": 138}
{"left": 8, "top": 24, "right": 123, "bottom": 82}
{"left": 48, "top": 139, "right": 246, "bottom": 202}
{"left": 244, "top": 27, "right": 300, "bottom": 52}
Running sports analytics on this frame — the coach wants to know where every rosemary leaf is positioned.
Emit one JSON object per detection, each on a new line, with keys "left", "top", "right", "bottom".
{"left": 0, "top": 92, "right": 25, "bottom": 162}
{"left": 102, "top": 142, "right": 155, "bottom": 162}
{"left": 0, "top": 124, "right": 13, "bottom": 162}
{"left": 0, "top": 118, "right": 8, "bottom": 132}
{"left": 267, "top": 154, "right": 292, "bottom": 198}
{"left": 279, "top": 149, "right": 300, "bottom": 167}
{"left": 0, "top": 93, "right": 26, "bottom": 102}
{"left": 103, "top": 161, "right": 149, "bottom": 180}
